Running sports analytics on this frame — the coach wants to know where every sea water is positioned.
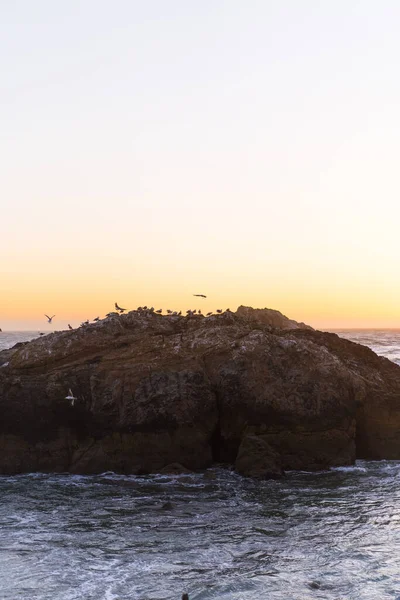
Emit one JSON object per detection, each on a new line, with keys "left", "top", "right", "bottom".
{"left": 0, "top": 330, "right": 400, "bottom": 600}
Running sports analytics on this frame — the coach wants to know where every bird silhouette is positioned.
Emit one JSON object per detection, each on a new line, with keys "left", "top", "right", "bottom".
{"left": 115, "top": 302, "right": 126, "bottom": 312}
{"left": 193, "top": 294, "right": 206, "bottom": 298}
{"left": 68, "top": 324, "right": 73, "bottom": 330}
{"left": 45, "top": 314, "right": 55, "bottom": 323}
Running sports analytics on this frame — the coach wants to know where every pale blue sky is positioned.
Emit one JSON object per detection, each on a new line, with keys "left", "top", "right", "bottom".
{"left": 2, "top": 1, "right": 400, "bottom": 329}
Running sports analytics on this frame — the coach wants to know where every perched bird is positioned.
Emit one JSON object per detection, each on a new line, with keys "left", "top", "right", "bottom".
{"left": 172, "top": 311, "right": 178, "bottom": 316}
{"left": 226, "top": 308, "right": 231, "bottom": 312}
{"left": 68, "top": 324, "right": 73, "bottom": 330}
{"left": 193, "top": 309, "right": 197, "bottom": 314}
{"left": 198, "top": 309, "right": 202, "bottom": 315}
{"left": 156, "top": 309, "right": 162, "bottom": 314}
{"left": 206, "top": 312, "right": 213, "bottom": 316}
{"left": 65, "top": 388, "right": 78, "bottom": 407}
{"left": 106, "top": 312, "right": 119, "bottom": 317}
{"left": 39, "top": 332, "right": 45, "bottom": 336}
{"left": 93, "top": 317, "right": 100, "bottom": 322}
{"left": 115, "top": 302, "right": 126, "bottom": 312}
{"left": 193, "top": 294, "right": 207, "bottom": 298}
{"left": 167, "top": 309, "right": 172, "bottom": 314}
{"left": 216, "top": 309, "right": 222, "bottom": 314}
{"left": 178, "top": 311, "right": 182, "bottom": 316}
{"left": 143, "top": 306, "right": 148, "bottom": 310}
{"left": 149, "top": 307, "right": 154, "bottom": 312}
{"left": 45, "top": 314, "right": 55, "bottom": 323}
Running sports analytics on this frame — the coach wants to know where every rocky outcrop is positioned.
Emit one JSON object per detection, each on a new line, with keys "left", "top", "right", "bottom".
{"left": 235, "top": 305, "right": 313, "bottom": 330}
{"left": 235, "top": 431, "right": 283, "bottom": 479}
{"left": 0, "top": 306, "right": 399, "bottom": 476}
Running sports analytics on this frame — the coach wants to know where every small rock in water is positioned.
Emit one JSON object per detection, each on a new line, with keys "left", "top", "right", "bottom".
{"left": 160, "top": 463, "right": 193, "bottom": 475}
{"left": 160, "top": 501, "right": 174, "bottom": 510}
{"left": 308, "top": 581, "right": 321, "bottom": 589}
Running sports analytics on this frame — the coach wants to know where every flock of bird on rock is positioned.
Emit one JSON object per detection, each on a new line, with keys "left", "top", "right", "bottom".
{"left": 41, "top": 295, "right": 232, "bottom": 332}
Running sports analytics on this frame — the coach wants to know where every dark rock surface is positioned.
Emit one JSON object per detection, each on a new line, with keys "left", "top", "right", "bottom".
{"left": 235, "top": 431, "right": 284, "bottom": 479}
{"left": 0, "top": 306, "right": 399, "bottom": 475}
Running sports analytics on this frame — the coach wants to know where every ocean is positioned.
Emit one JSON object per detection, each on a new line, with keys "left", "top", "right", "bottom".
{"left": 0, "top": 330, "right": 399, "bottom": 600}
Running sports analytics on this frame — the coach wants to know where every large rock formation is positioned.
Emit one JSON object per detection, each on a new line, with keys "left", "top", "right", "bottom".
{"left": 0, "top": 307, "right": 399, "bottom": 476}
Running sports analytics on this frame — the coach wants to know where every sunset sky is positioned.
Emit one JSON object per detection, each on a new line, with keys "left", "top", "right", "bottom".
{"left": 2, "top": 1, "right": 400, "bottom": 330}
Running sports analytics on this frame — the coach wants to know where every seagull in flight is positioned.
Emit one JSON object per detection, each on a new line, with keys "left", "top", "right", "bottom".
{"left": 65, "top": 388, "right": 78, "bottom": 407}
{"left": 193, "top": 294, "right": 207, "bottom": 298}
{"left": 115, "top": 302, "right": 126, "bottom": 313}
{"left": 45, "top": 314, "right": 55, "bottom": 323}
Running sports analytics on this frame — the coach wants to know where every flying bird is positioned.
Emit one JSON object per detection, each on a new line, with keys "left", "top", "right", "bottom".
{"left": 193, "top": 294, "right": 207, "bottom": 298}
{"left": 115, "top": 302, "right": 126, "bottom": 312}
{"left": 65, "top": 388, "right": 78, "bottom": 407}
{"left": 45, "top": 314, "right": 55, "bottom": 323}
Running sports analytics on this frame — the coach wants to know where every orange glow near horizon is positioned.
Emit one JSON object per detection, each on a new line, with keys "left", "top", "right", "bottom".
{"left": 2, "top": 3, "right": 400, "bottom": 331}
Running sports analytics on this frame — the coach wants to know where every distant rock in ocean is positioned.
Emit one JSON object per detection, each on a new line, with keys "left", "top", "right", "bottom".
{"left": 0, "top": 306, "right": 399, "bottom": 476}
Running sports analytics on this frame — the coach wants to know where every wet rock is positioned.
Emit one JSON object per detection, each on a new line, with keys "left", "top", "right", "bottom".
{"left": 308, "top": 581, "right": 321, "bottom": 590}
{"left": 203, "top": 470, "right": 217, "bottom": 480}
{"left": 159, "top": 463, "right": 193, "bottom": 475}
{"left": 235, "top": 433, "right": 284, "bottom": 479}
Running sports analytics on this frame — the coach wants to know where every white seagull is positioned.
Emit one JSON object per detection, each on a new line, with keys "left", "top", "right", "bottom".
{"left": 65, "top": 388, "right": 78, "bottom": 407}
{"left": 45, "top": 314, "right": 55, "bottom": 323}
